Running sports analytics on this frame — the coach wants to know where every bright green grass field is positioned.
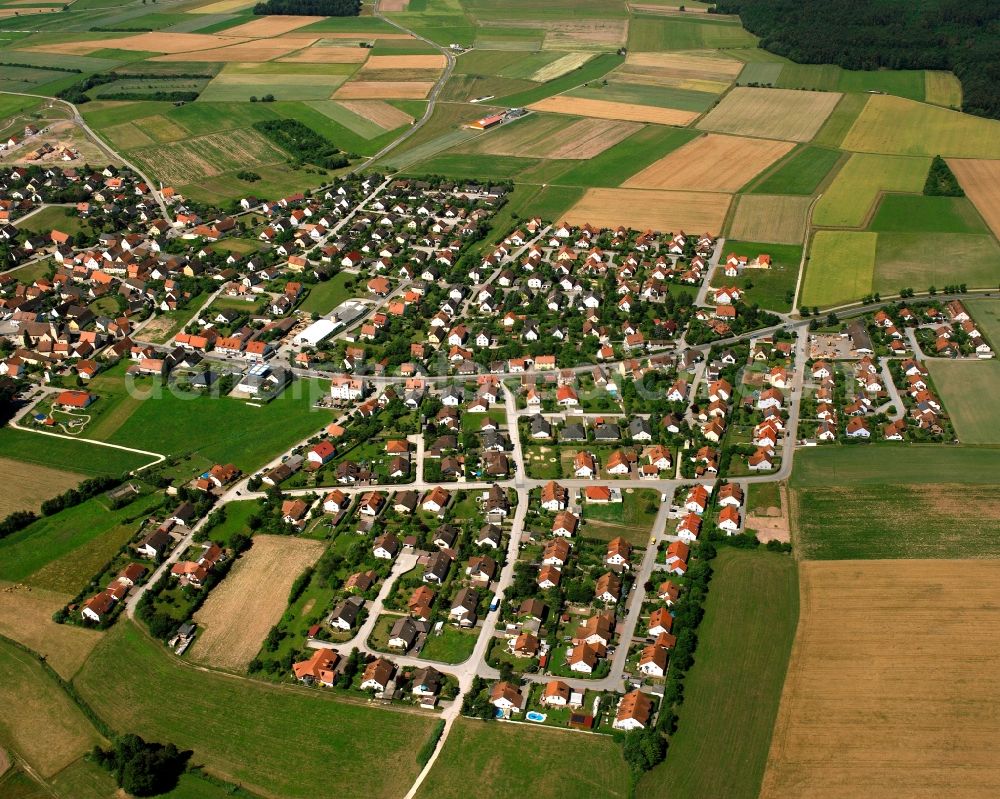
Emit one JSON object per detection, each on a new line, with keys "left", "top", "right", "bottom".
{"left": 16, "top": 205, "right": 89, "bottom": 238}
{"left": 74, "top": 623, "right": 437, "bottom": 799}
{"left": 812, "top": 153, "right": 930, "bottom": 228}
{"left": 737, "top": 61, "right": 783, "bottom": 86}
{"left": 868, "top": 194, "right": 990, "bottom": 233}
{"left": 0, "top": 428, "right": 153, "bottom": 475}
{"left": 638, "top": 549, "right": 798, "bottom": 799}
{"left": 810, "top": 92, "right": 868, "bottom": 148}
{"left": 792, "top": 445, "right": 1000, "bottom": 486}
{"left": 627, "top": 14, "right": 757, "bottom": 51}
{"left": 518, "top": 183, "right": 585, "bottom": 221}
{"left": 495, "top": 52, "right": 624, "bottom": 106}
{"left": 776, "top": 63, "right": 926, "bottom": 101}
{"left": 750, "top": 145, "right": 843, "bottom": 195}
{"left": 414, "top": 717, "right": 630, "bottom": 799}
{"left": 554, "top": 125, "right": 699, "bottom": 187}
{"left": 873, "top": 232, "right": 1000, "bottom": 293}
{"left": 966, "top": 298, "right": 1000, "bottom": 344}
{"left": 927, "top": 360, "right": 1000, "bottom": 446}
{"left": 801, "top": 230, "right": 877, "bottom": 307}
{"left": 716, "top": 240, "right": 801, "bottom": 312}
{"left": 298, "top": 271, "right": 355, "bottom": 314}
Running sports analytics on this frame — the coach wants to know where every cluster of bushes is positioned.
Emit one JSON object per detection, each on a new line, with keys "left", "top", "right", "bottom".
{"left": 924, "top": 155, "right": 965, "bottom": 197}
{"left": 57, "top": 73, "right": 118, "bottom": 104}
{"left": 92, "top": 734, "right": 189, "bottom": 797}
{"left": 236, "top": 170, "right": 261, "bottom": 182}
{"left": 252, "top": 0, "right": 359, "bottom": 16}
{"left": 252, "top": 119, "right": 349, "bottom": 170}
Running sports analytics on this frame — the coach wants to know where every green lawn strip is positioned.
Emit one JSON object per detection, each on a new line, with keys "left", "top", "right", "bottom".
{"left": 714, "top": 239, "right": 801, "bottom": 312}
{"left": 867, "top": 195, "right": 989, "bottom": 234}
{"left": 553, "top": 125, "right": 699, "bottom": 188}
{"left": 873, "top": 232, "right": 1000, "bottom": 293}
{"left": 16, "top": 205, "right": 89, "bottom": 238}
{"left": 810, "top": 92, "right": 867, "bottom": 148}
{"left": 201, "top": 500, "right": 260, "bottom": 549}
{"left": 747, "top": 481, "right": 781, "bottom": 513}
{"left": 638, "top": 549, "right": 798, "bottom": 799}
{"left": 493, "top": 53, "right": 625, "bottom": 107}
{"left": 801, "top": 230, "right": 877, "bottom": 308}
{"left": 418, "top": 626, "right": 477, "bottom": 664}
{"left": 522, "top": 184, "right": 585, "bottom": 220}
{"left": 414, "top": 717, "right": 630, "bottom": 799}
{"left": 749, "top": 145, "right": 843, "bottom": 195}
{"left": 73, "top": 623, "right": 436, "bottom": 799}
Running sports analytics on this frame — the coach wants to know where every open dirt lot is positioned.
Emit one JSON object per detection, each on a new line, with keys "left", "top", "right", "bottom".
{"left": 219, "top": 15, "right": 324, "bottom": 38}
{"left": 529, "top": 96, "right": 699, "bottom": 126}
{"left": 191, "top": 535, "right": 323, "bottom": 672}
{"left": 32, "top": 31, "right": 249, "bottom": 55}
{"left": 564, "top": 187, "right": 731, "bottom": 233}
{"left": 278, "top": 46, "right": 369, "bottom": 63}
{"left": 729, "top": 194, "right": 812, "bottom": 244}
{"left": 762, "top": 560, "right": 1000, "bottom": 799}
{"left": 698, "top": 86, "right": 842, "bottom": 142}
{"left": 334, "top": 80, "right": 434, "bottom": 99}
{"left": 947, "top": 158, "right": 1000, "bottom": 239}
{"left": 363, "top": 54, "right": 446, "bottom": 70}
{"left": 0, "top": 581, "right": 103, "bottom": 679}
{"left": 624, "top": 133, "right": 795, "bottom": 191}
{"left": 0, "top": 457, "right": 84, "bottom": 517}
{"left": 338, "top": 100, "right": 414, "bottom": 129}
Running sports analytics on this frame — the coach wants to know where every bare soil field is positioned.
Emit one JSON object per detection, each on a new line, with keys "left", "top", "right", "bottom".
{"left": 625, "top": 50, "right": 741, "bottom": 82}
{"left": 334, "top": 80, "right": 434, "bottom": 99}
{"left": 470, "top": 115, "right": 640, "bottom": 159}
{"left": 624, "top": 133, "right": 794, "bottom": 191}
{"left": 0, "top": 457, "right": 84, "bottom": 517}
{"left": 379, "top": 0, "right": 409, "bottom": 9}
{"left": 947, "top": 158, "right": 1000, "bottom": 239}
{"left": 698, "top": 86, "right": 842, "bottom": 142}
{"left": 529, "top": 96, "right": 699, "bottom": 126}
{"left": 565, "top": 187, "right": 731, "bottom": 234}
{"left": 0, "top": 581, "right": 102, "bottom": 679}
{"left": 219, "top": 15, "right": 324, "bottom": 38}
{"left": 339, "top": 99, "right": 414, "bottom": 129}
{"left": 363, "top": 54, "right": 446, "bottom": 70}
{"left": 32, "top": 32, "right": 249, "bottom": 55}
{"left": 191, "top": 535, "right": 324, "bottom": 671}
{"left": 278, "top": 46, "right": 369, "bottom": 64}
{"left": 729, "top": 194, "right": 812, "bottom": 244}
{"left": 153, "top": 40, "right": 308, "bottom": 62}
{"left": 762, "top": 560, "right": 1000, "bottom": 799}
{"left": 532, "top": 52, "right": 594, "bottom": 82}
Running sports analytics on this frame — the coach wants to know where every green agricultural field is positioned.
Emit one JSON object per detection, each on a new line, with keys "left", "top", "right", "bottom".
{"left": 198, "top": 71, "right": 349, "bottom": 102}
{"left": 304, "top": 99, "right": 393, "bottom": 140}
{"left": 441, "top": 73, "right": 539, "bottom": 102}
{"left": 298, "top": 272, "right": 355, "bottom": 314}
{"left": 74, "top": 623, "right": 437, "bottom": 799}
{"left": 270, "top": 100, "right": 410, "bottom": 157}
{"left": 463, "top": 0, "right": 627, "bottom": 20}
{"left": 716, "top": 240, "right": 801, "bottom": 312}
{"left": 568, "top": 80, "right": 717, "bottom": 112}
{"left": 749, "top": 146, "right": 843, "bottom": 195}
{"left": 792, "top": 444, "right": 1000, "bottom": 486}
{"left": 638, "top": 549, "right": 798, "bottom": 799}
{"left": 776, "top": 63, "right": 926, "bottom": 101}
{"left": 493, "top": 52, "right": 624, "bottom": 107}
{"left": 868, "top": 195, "right": 989, "bottom": 233}
{"left": 407, "top": 152, "right": 565, "bottom": 182}
{"left": 0, "top": 65, "right": 68, "bottom": 92}
{"left": 810, "top": 92, "right": 868, "bottom": 148}
{"left": 627, "top": 15, "right": 757, "bottom": 51}
{"left": 873, "top": 232, "right": 1000, "bottom": 293}
{"left": 927, "top": 361, "right": 1000, "bottom": 446}
{"left": 800, "top": 230, "right": 876, "bottom": 308}
{"left": 813, "top": 153, "right": 930, "bottom": 228}
{"left": 0, "top": 428, "right": 152, "bottom": 475}
{"left": 737, "top": 61, "right": 783, "bottom": 86}
{"left": 81, "top": 99, "right": 177, "bottom": 129}
{"left": 966, "top": 299, "right": 1000, "bottom": 344}
{"left": 414, "top": 717, "right": 630, "bottom": 799}
{"left": 553, "top": 125, "right": 699, "bottom": 187}
{"left": 0, "top": 491, "right": 160, "bottom": 589}
{"left": 522, "top": 184, "right": 585, "bottom": 219}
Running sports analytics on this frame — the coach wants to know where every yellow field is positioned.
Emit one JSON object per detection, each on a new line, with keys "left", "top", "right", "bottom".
{"left": 0, "top": 458, "right": 83, "bottom": 517}
{"left": 528, "top": 95, "right": 699, "bottom": 125}
{"left": 278, "top": 45, "right": 369, "bottom": 63}
{"left": 542, "top": 19, "right": 629, "bottom": 49}
{"left": 624, "top": 50, "right": 741, "bottom": 83}
{"left": 762, "top": 560, "right": 1000, "bottom": 799}
{"left": 218, "top": 15, "right": 322, "bottom": 37}
{"left": 363, "top": 54, "right": 446, "bottom": 70}
{"left": 191, "top": 535, "right": 324, "bottom": 672}
{"left": 339, "top": 99, "right": 414, "bottom": 129}
{"left": 468, "top": 115, "right": 640, "bottom": 159}
{"left": 531, "top": 52, "right": 594, "bottom": 82}
{"left": 697, "top": 86, "right": 842, "bottom": 142}
{"left": 564, "top": 187, "right": 731, "bottom": 234}
{"left": 31, "top": 31, "right": 249, "bottom": 55}
{"left": 842, "top": 95, "right": 1000, "bottom": 158}
{"left": 924, "top": 70, "right": 962, "bottom": 108}
{"left": 187, "top": 0, "right": 256, "bottom": 12}
{"left": 813, "top": 152, "right": 930, "bottom": 228}
{"left": 334, "top": 80, "right": 434, "bottom": 99}
{"left": 0, "top": 582, "right": 102, "bottom": 680}
{"left": 947, "top": 158, "right": 1000, "bottom": 239}
{"left": 623, "top": 133, "right": 794, "bottom": 192}
{"left": 729, "top": 194, "right": 812, "bottom": 244}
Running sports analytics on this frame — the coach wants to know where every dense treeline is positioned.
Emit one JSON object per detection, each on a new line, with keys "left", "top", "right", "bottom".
{"left": 252, "top": 0, "right": 358, "bottom": 16}
{"left": 714, "top": 0, "right": 1000, "bottom": 119}
{"left": 924, "top": 155, "right": 964, "bottom": 196}
{"left": 252, "top": 119, "right": 350, "bottom": 170}
{"left": 99, "top": 91, "right": 199, "bottom": 102}
{"left": 92, "top": 735, "right": 189, "bottom": 796}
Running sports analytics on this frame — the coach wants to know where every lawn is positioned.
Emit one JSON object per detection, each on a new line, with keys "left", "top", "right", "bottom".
{"left": 418, "top": 625, "right": 478, "bottom": 664}
{"left": 749, "top": 145, "right": 843, "bottom": 195}
{"left": 812, "top": 153, "right": 930, "bottom": 228}
{"left": 202, "top": 499, "right": 260, "bottom": 548}
{"left": 714, "top": 240, "right": 801, "bottom": 312}
{"left": 926, "top": 361, "right": 1000, "bottom": 446}
{"left": 800, "top": 231, "right": 876, "bottom": 308}
{"left": 0, "top": 428, "right": 152, "bottom": 474}
{"left": 73, "top": 623, "right": 437, "bottom": 798}
{"left": 298, "top": 272, "right": 355, "bottom": 314}
{"left": 414, "top": 717, "right": 630, "bottom": 799}
{"left": 872, "top": 232, "right": 1000, "bottom": 293}
{"left": 580, "top": 488, "right": 660, "bottom": 545}
{"left": 747, "top": 481, "right": 782, "bottom": 513}
{"left": 868, "top": 194, "right": 990, "bottom": 233}
{"left": 637, "top": 549, "right": 798, "bottom": 799}
{"left": 16, "top": 205, "right": 89, "bottom": 239}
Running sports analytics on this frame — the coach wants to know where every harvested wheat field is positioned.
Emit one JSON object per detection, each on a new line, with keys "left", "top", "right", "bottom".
{"left": 153, "top": 40, "right": 309, "bottom": 62}
{"left": 188, "top": 0, "right": 256, "bottom": 12}
{"left": 947, "top": 158, "right": 1000, "bottom": 239}
{"left": 334, "top": 80, "right": 434, "bottom": 99}
{"left": 762, "top": 559, "right": 1000, "bottom": 799}
{"left": 531, "top": 52, "right": 594, "bottom": 82}
{"left": 191, "top": 535, "right": 324, "bottom": 672}
{"left": 0, "top": 457, "right": 83, "bottom": 517}
{"left": 363, "top": 54, "right": 446, "bottom": 70}
{"left": 565, "top": 187, "right": 730, "bottom": 234}
{"left": 729, "top": 194, "right": 812, "bottom": 244}
{"left": 471, "top": 116, "right": 640, "bottom": 159}
{"left": 380, "top": 0, "right": 409, "bottom": 9}
{"left": 544, "top": 19, "right": 629, "bottom": 49}
{"left": 278, "top": 45, "right": 369, "bottom": 63}
{"left": 624, "top": 133, "right": 794, "bottom": 192}
{"left": 31, "top": 31, "right": 248, "bottom": 55}
{"left": 338, "top": 100, "right": 414, "bottom": 129}
{"left": 219, "top": 15, "right": 323, "bottom": 38}
{"left": 0, "top": 581, "right": 102, "bottom": 680}
{"left": 626, "top": 51, "right": 741, "bottom": 82}
{"left": 698, "top": 86, "right": 842, "bottom": 142}
{"left": 529, "top": 96, "right": 698, "bottom": 126}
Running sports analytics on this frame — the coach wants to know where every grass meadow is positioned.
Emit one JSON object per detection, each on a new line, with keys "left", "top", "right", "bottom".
{"left": 749, "top": 145, "right": 843, "bottom": 195}
{"left": 868, "top": 195, "right": 989, "bottom": 234}
{"left": 715, "top": 240, "right": 802, "bottom": 311}
{"left": 800, "top": 231, "right": 876, "bottom": 308}
{"left": 812, "top": 153, "right": 930, "bottom": 228}
{"left": 873, "top": 232, "right": 1000, "bottom": 292}
{"left": 926, "top": 361, "right": 1000, "bottom": 446}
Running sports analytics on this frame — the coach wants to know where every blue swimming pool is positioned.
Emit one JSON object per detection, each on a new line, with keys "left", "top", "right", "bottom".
{"left": 526, "top": 711, "right": 546, "bottom": 722}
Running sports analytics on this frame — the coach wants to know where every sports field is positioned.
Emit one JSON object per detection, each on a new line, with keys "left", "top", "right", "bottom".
{"left": 842, "top": 95, "right": 1000, "bottom": 158}
{"left": 800, "top": 231, "right": 876, "bottom": 308}
{"left": 947, "top": 158, "right": 1000, "bottom": 239}
{"left": 564, "top": 187, "right": 731, "bottom": 233}
{"left": 926, "top": 361, "right": 1000, "bottom": 446}
{"left": 414, "top": 717, "right": 630, "bottom": 799}
{"left": 873, "top": 233, "right": 1000, "bottom": 293}
{"left": 192, "top": 535, "right": 324, "bottom": 672}
{"left": 697, "top": 87, "right": 841, "bottom": 142}
{"left": 638, "top": 549, "right": 798, "bottom": 799}
{"left": 75, "top": 623, "right": 437, "bottom": 798}
{"left": 762, "top": 560, "right": 1000, "bottom": 799}
{"left": 623, "top": 133, "right": 794, "bottom": 192}
{"left": 812, "top": 153, "right": 929, "bottom": 228}
{"left": 728, "top": 194, "right": 811, "bottom": 244}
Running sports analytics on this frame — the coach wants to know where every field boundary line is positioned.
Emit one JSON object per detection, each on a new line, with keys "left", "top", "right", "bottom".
{"left": 791, "top": 193, "right": 822, "bottom": 312}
